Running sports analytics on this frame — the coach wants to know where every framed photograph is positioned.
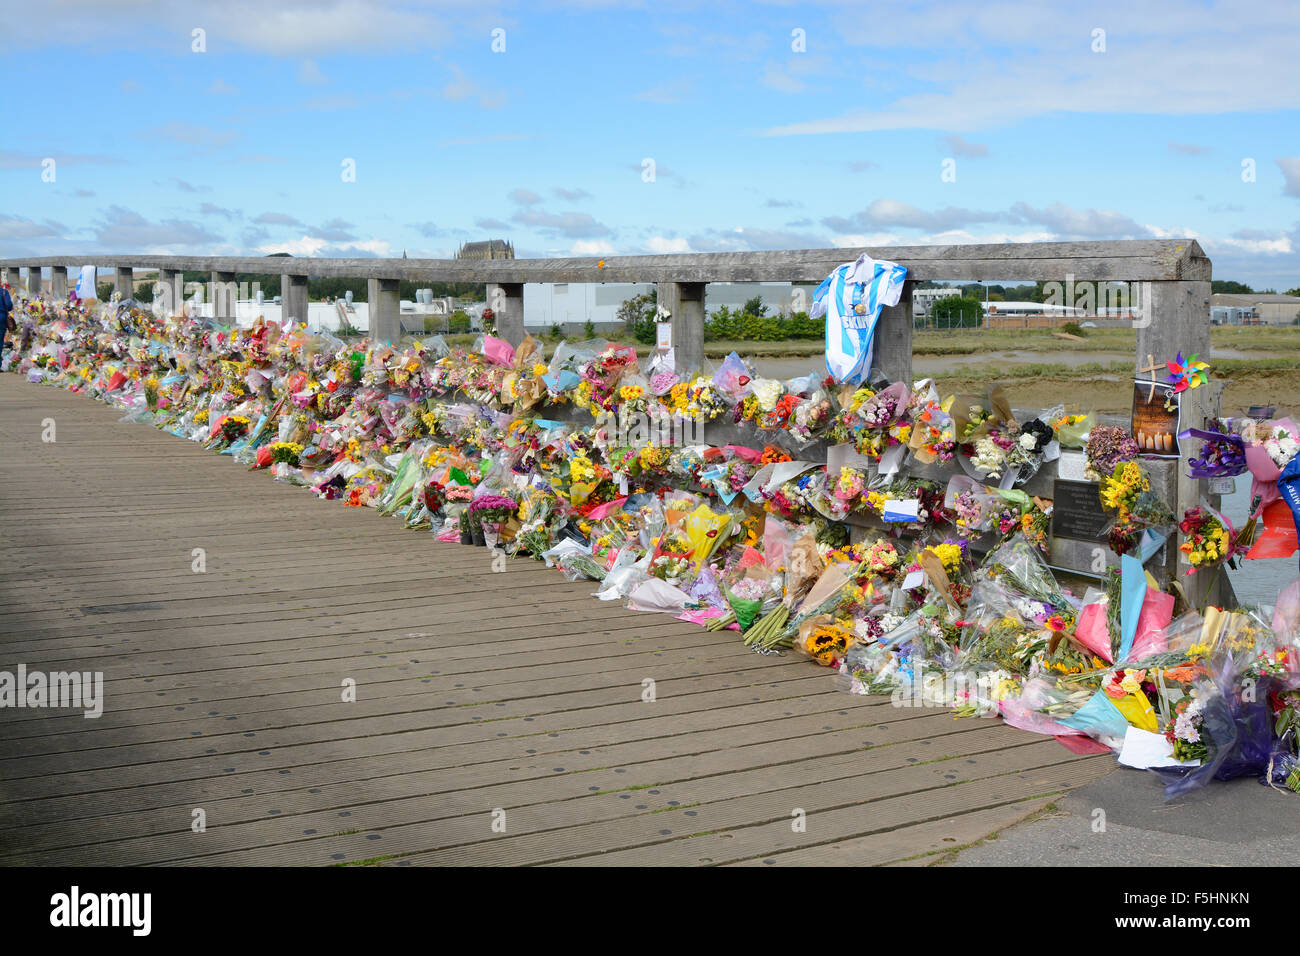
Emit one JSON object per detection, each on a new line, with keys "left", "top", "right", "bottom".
{"left": 1130, "top": 378, "right": 1181, "bottom": 458}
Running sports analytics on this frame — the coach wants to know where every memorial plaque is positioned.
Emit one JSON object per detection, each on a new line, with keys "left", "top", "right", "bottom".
{"left": 1051, "top": 479, "right": 1109, "bottom": 542}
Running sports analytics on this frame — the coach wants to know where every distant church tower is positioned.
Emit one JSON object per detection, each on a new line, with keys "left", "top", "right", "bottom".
{"left": 455, "top": 239, "right": 515, "bottom": 260}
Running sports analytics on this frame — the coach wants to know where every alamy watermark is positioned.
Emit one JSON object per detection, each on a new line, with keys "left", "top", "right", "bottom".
{"left": 1041, "top": 274, "right": 1152, "bottom": 328}
{"left": 889, "top": 660, "right": 999, "bottom": 716}
{"left": 609, "top": 402, "right": 705, "bottom": 448}
{"left": 0, "top": 665, "right": 103, "bottom": 718}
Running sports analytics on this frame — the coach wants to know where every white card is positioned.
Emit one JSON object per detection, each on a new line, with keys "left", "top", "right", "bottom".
{"left": 901, "top": 569, "right": 925, "bottom": 590}
{"left": 882, "top": 498, "right": 920, "bottom": 522}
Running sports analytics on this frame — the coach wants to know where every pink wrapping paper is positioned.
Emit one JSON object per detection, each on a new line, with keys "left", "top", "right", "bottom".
{"left": 1073, "top": 602, "right": 1113, "bottom": 663}
{"left": 585, "top": 497, "right": 629, "bottom": 521}
{"left": 1054, "top": 734, "right": 1113, "bottom": 755}
{"left": 482, "top": 335, "right": 515, "bottom": 367}
{"left": 1127, "top": 588, "right": 1176, "bottom": 662}
{"left": 724, "top": 445, "right": 763, "bottom": 464}
{"left": 999, "top": 699, "right": 1078, "bottom": 738}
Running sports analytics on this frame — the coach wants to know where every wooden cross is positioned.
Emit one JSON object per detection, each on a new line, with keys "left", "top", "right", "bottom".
{"left": 1137, "top": 353, "right": 1163, "bottom": 402}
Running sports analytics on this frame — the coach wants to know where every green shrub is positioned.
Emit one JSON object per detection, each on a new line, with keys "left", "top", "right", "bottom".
{"left": 930, "top": 296, "right": 984, "bottom": 328}
{"left": 703, "top": 306, "right": 822, "bottom": 342}
{"left": 447, "top": 310, "right": 471, "bottom": 334}
{"left": 1060, "top": 321, "right": 1086, "bottom": 337}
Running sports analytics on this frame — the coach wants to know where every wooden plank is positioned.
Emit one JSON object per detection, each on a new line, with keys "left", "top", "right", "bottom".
{"left": 0, "top": 375, "right": 1120, "bottom": 867}
{"left": 0, "top": 239, "right": 1210, "bottom": 283}
{"left": 724, "top": 796, "right": 1056, "bottom": 866}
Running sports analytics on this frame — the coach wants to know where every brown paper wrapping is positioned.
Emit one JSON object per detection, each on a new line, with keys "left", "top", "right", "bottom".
{"left": 918, "top": 550, "right": 961, "bottom": 611}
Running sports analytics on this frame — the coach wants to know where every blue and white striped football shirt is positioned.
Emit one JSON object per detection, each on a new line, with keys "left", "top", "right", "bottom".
{"left": 810, "top": 253, "right": 908, "bottom": 385}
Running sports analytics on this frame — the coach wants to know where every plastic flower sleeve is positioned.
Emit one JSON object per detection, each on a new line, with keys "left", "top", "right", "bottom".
{"left": 944, "top": 474, "right": 998, "bottom": 536}
{"left": 1053, "top": 411, "right": 1095, "bottom": 449}
{"left": 1178, "top": 427, "right": 1247, "bottom": 478}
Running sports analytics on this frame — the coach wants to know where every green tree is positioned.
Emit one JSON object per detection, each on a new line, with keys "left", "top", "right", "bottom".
{"left": 931, "top": 296, "right": 984, "bottom": 327}
{"left": 1212, "top": 280, "right": 1255, "bottom": 294}
{"left": 617, "top": 290, "right": 658, "bottom": 345}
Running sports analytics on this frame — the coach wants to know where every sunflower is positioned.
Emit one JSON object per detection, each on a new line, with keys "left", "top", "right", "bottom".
{"left": 804, "top": 624, "right": 852, "bottom": 666}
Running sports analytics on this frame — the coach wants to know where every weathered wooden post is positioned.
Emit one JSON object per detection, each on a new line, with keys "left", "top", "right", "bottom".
{"left": 1139, "top": 274, "right": 1218, "bottom": 605}
{"left": 487, "top": 282, "right": 524, "bottom": 347}
{"left": 211, "top": 270, "right": 238, "bottom": 324}
{"left": 656, "top": 280, "right": 705, "bottom": 374}
{"left": 872, "top": 278, "right": 915, "bottom": 384}
{"left": 367, "top": 277, "right": 401, "bottom": 344}
{"left": 114, "top": 266, "right": 133, "bottom": 299}
{"left": 156, "top": 268, "right": 180, "bottom": 316}
{"left": 281, "top": 273, "right": 309, "bottom": 326}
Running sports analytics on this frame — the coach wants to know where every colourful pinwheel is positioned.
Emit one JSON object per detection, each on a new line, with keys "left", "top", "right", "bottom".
{"left": 1165, "top": 352, "right": 1210, "bottom": 393}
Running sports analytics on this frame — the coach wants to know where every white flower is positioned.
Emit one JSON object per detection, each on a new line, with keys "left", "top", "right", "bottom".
{"left": 972, "top": 436, "right": 1006, "bottom": 477}
{"left": 749, "top": 378, "right": 782, "bottom": 412}
{"left": 1266, "top": 432, "right": 1299, "bottom": 468}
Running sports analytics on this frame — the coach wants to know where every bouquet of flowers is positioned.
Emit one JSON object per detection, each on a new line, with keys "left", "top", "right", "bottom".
{"left": 269, "top": 441, "right": 304, "bottom": 466}
{"left": 220, "top": 415, "right": 251, "bottom": 442}
{"left": 1180, "top": 427, "right": 1247, "bottom": 478}
{"left": 907, "top": 386, "right": 956, "bottom": 463}
{"left": 1262, "top": 425, "right": 1300, "bottom": 469}
{"left": 650, "top": 554, "right": 691, "bottom": 583}
{"left": 1051, "top": 411, "right": 1094, "bottom": 448}
{"left": 970, "top": 435, "right": 1009, "bottom": 481}
{"left": 1098, "top": 460, "right": 1149, "bottom": 522}
{"left": 862, "top": 537, "right": 901, "bottom": 580}
{"left": 1178, "top": 506, "right": 1240, "bottom": 573}
{"left": 787, "top": 392, "right": 833, "bottom": 445}
{"left": 1164, "top": 689, "right": 1210, "bottom": 762}
{"left": 1085, "top": 424, "right": 1140, "bottom": 480}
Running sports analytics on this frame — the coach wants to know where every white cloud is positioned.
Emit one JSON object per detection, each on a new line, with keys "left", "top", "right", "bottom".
{"left": 513, "top": 208, "right": 612, "bottom": 239}
{"left": 645, "top": 236, "right": 692, "bottom": 254}
{"left": 255, "top": 235, "right": 391, "bottom": 257}
{"left": 1008, "top": 202, "right": 1149, "bottom": 238}
{"left": 766, "top": 1, "right": 1300, "bottom": 134}
{"left": 1278, "top": 157, "right": 1300, "bottom": 198}
{"left": 570, "top": 239, "right": 616, "bottom": 256}
{"left": 92, "top": 205, "right": 224, "bottom": 249}
{"left": 942, "top": 134, "right": 988, "bottom": 157}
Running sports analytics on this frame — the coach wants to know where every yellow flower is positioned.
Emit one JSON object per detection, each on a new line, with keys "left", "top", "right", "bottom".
{"left": 848, "top": 387, "right": 875, "bottom": 412}
{"left": 927, "top": 543, "right": 964, "bottom": 575}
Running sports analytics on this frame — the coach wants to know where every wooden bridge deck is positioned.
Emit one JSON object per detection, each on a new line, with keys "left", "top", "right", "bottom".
{"left": 0, "top": 375, "right": 1113, "bottom": 866}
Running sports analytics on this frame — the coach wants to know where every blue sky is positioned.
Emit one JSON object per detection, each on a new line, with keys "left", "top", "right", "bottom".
{"left": 2, "top": 0, "right": 1298, "bottom": 287}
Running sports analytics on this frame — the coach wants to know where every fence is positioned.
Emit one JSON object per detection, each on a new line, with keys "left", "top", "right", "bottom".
{"left": 2, "top": 239, "right": 1217, "bottom": 601}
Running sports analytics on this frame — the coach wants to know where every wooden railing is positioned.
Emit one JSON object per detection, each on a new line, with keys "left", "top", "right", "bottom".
{"left": 2, "top": 239, "right": 1217, "bottom": 596}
